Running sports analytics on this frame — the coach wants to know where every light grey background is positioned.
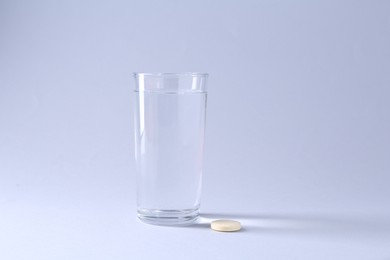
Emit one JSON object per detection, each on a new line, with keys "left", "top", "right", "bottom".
{"left": 1, "top": 0, "right": 389, "bottom": 259}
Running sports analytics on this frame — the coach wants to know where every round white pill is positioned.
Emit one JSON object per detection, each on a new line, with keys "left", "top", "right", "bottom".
{"left": 211, "top": 220, "right": 241, "bottom": 232}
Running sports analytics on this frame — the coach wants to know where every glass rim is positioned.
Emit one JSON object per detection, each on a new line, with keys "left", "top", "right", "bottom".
{"left": 133, "top": 72, "right": 208, "bottom": 77}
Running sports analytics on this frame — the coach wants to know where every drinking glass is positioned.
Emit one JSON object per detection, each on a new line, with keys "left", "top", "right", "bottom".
{"left": 133, "top": 72, "right": 208, "bottom": 225}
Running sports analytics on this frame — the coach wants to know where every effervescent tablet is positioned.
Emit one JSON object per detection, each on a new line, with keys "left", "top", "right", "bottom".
{"left": 211, "top": 220, "right": 241, "bottom": 232}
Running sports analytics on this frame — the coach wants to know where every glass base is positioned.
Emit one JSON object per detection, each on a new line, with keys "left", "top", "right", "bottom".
{"left": 137, "top": 207, "right": 199, "bottom": 226}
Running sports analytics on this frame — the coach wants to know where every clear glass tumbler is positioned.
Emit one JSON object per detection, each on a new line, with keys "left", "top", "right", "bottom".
{"left": 133, "top": 72, "right": 208, "bottom": 225}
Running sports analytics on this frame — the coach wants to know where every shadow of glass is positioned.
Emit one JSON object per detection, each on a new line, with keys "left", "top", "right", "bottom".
{"left": 190, "top": 212, "right": 390, "bottom": 241}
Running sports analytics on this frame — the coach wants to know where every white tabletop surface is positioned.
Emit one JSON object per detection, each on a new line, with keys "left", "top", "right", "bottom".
{"left": 1, "top": 189, "right": 389, "bottom": 259}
